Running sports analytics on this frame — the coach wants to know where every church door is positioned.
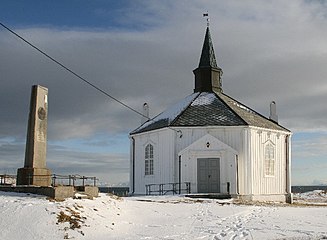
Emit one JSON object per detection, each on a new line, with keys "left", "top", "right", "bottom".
{"left": 197, "top": 158, "right": 220, "bottom": 193}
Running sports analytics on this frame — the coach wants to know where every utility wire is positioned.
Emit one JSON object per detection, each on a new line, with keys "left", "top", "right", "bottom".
{"left": 0, "top": 22, "right": 150, "bottom": 120}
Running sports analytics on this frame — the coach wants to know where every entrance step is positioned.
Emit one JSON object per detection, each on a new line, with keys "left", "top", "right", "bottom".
{"left": 185, "top": 193, "right": 231, "bottom": 199}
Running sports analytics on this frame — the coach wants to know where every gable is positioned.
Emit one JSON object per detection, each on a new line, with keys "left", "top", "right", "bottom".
{"left": 179, "top": 134, "right": 238, "bottom": 156}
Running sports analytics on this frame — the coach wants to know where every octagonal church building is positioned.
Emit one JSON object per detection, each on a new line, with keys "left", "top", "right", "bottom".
{"left": 129, "top": 26, "right": 292, "bottom": 203}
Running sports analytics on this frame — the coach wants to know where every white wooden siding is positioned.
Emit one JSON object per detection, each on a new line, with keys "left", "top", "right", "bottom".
{"left": 131, "top": 126, "right": 245, "bottom": 194}
{"left": 249, "top": 127, "right": 289, "bottom": 195}
{"left": 131, "top": 125, "right": 291, "bottom": 197}
{"left": 131, "top": 129, "right": 175, "bottom": 194}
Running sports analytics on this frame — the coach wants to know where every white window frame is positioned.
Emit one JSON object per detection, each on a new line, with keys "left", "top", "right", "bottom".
{"left": 264, "top": 142, "right": 275, "bottom": 176}
{"left": 145, "top": 143, "right": 154, "bottom": 176}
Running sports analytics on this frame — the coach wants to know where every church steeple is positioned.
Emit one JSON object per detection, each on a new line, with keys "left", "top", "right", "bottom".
{"left": 193, "top": 27, "right": 223, "bottom": 93}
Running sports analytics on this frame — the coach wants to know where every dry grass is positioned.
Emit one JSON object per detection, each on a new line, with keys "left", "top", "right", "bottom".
{"left": 57, "top": 205, "right": 86, "bottom": 230}
{"left": 107, "top": 193, "right": 123, "bottom": 201}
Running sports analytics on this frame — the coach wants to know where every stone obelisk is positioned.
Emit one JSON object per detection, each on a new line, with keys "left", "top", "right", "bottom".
{"left": 17, "top": 85, "right": 51, "bottom": 186}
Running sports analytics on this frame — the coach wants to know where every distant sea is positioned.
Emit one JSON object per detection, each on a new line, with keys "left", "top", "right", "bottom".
{"left": 99, "top": 187, "right": 129, "bottom": 196}
{"left": 291, "top": 186, "right": 327, "bottom": 193}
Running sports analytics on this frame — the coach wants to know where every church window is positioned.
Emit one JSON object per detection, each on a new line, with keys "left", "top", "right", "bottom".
{"left": 265, "top": 143, "right": 275, "bottom": 176}
{"left": 145, "top": 144, "right": 154, "bottom": 175}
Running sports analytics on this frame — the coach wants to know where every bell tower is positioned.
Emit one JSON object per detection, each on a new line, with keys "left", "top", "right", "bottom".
{"left": 193, "top": 27, "right": 223, "bottom": 93}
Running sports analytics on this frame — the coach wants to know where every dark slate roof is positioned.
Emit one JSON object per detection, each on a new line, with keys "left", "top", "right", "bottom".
{"left": 171, "top": 92, "right": 246, "bottom": 126}
{"left": 199, "top": 27, "right": 220, "bottom": 69}
{"left": 130, "top": 91, "right": 290, "bottom": 135}
{"left": 217, "top": 92, "right": 290, "bottom": 132}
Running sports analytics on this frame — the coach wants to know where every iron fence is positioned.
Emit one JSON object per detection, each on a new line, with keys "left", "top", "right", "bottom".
{"left": 51, "top": 174, "right": 98, "bottom": 187}
{"left": 0, "top": 174, "right": 16, "bottom": 185}
{"left": 145, "top": 182, "right": 191, "bottom": 195}
{"left": 0, "top": 174, "right": 98, "bottom": 187}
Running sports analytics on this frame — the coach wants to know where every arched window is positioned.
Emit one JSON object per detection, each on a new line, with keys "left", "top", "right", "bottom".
{"left": 265, "top": 143, "right": 275, "bottom": 176}
{"left": 145, "top": 144, "right": 154, "bottom": 175}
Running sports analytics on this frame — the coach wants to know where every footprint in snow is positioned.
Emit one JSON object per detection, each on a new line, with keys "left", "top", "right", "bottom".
{"left": 240, "top": 231, "right": 249, "bottom": 237}
{"left": 145, "top": 225, "right": 161, "bottom": 228}
{"left": 219, "top": 231, "right": 227, "bottom": 237}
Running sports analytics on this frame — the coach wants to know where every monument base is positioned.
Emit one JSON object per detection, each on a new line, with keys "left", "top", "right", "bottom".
{"left": 17, "top": 168, "right": 52, "bottom": 186}
{"left": 0, "top": 185, "right": 99, "bottom": 200}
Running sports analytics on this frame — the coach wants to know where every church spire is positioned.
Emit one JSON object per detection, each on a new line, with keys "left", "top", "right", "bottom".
{"left": 199, "top": 27, "right": 218, "bottom": 68}
{"left": 193, "top": 26, "right": 223, "bottom": 93}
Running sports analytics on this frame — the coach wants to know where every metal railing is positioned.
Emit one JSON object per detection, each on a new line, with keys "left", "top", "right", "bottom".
{"left": 145, "top": 182, "right": 191, "bottom": 195}
{"left": 51, "top": 174, "right": 98, "bottom": 187}
{"left": 0, "top": 174, "right": 16, "bottom": 185}
{"left": 0, "top": 174, "right": 98, "bottom": 187}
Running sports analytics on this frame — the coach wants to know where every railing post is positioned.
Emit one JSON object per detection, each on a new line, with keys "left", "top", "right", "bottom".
{"left": 52, "top": 174, "right": 56, "bottom": 186}
{"left": 186, "top": 182, "right": 190, "bottom": 194}
{"left": 144, "top": 182, "right": 194, "bottom": 196}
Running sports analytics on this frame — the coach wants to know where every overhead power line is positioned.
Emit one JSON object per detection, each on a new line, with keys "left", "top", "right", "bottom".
{"left": 0, "top": 22, "right": 149, "bottom": 120}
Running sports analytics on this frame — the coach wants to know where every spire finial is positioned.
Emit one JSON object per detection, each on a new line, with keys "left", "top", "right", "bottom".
{"left": 203, "top": 11, "right": 209, "bottom": 27}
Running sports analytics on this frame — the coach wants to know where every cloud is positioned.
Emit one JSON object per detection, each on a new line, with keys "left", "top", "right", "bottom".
{"left": 293, "top": 132, "right": 327, "bottom": 158}
{"left": 47, "top": 143, "right": 130, "bottom": 185}
{"left": 0, "top": 137, "right": 130, "bottom": 184}
{"left": 1, "top": 0, "right": 327, "bottom": 184}
{"left": 0, "top": 138, "right": 26, "bottom": 175}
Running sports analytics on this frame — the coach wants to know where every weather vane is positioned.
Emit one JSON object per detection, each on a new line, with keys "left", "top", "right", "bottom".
{"left": 203, "top": 11, "right": 209, "bottom": 26}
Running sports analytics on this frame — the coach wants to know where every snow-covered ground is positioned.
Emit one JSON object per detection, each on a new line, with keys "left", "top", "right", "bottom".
{"left": 1, "top": 190, "right": 327, "bottom": 240}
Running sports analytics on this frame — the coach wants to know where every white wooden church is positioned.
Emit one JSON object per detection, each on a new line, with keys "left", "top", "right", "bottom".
{"left": 129, "top": 26, "right": 292, "bottom": 203}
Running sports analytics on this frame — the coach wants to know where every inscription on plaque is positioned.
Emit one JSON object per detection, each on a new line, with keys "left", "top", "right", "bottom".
{"left": 37, "top": 123, "right": 46, "bottom": 142}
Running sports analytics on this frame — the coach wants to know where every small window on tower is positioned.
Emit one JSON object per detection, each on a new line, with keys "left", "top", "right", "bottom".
{"left": 265, "top": 143, "right": 275, "bottom": 176}
{"left": 145, "top": 144, "right": 154, "bottom": 175}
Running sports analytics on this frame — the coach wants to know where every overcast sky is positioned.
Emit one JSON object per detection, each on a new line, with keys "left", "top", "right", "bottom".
{"left": 0, "top": 0, "right": 326, "bottom": 186}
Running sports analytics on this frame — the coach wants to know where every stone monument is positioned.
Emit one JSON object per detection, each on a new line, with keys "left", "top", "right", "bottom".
{"left": 17, "top": 85, "right": 51, "bottom": 186}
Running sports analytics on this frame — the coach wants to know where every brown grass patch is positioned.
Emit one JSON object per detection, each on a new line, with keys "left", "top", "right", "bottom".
{"left": 57, "top": 205, "right": 86, "bottom": 230}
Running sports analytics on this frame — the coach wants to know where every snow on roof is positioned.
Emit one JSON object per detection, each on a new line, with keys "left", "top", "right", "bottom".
{"left": 191, "top": 92, "right": 216, "bottom": 106}
{"left": 233, "top": 102, "right": 254, "bottom": 113}
{"left": 152, "top": 92, "right": 199, "bottom": 123}
{"left": 131, "top": 92, "right": 199, "bottom": 134}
